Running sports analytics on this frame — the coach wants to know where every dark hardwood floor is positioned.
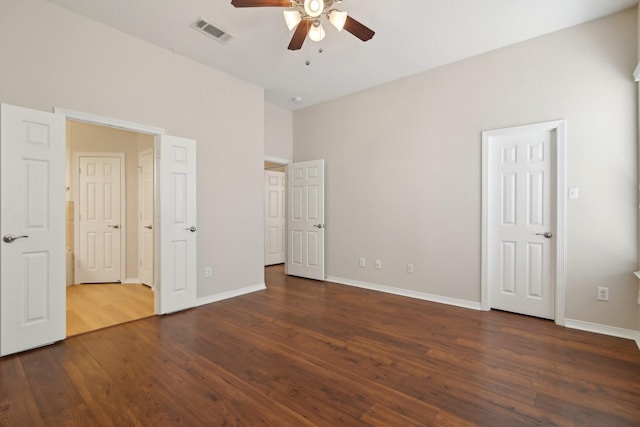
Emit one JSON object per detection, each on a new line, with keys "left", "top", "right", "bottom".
{"left": 1, "top": 264, "right": 639, "bottom": 426}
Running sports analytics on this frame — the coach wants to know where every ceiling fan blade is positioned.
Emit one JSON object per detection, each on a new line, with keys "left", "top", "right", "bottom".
{"left": 231, "top": 0, "right": 291, "bottom": 7}
{"left": 343, "top": 16, "right": 375, "bottom": 42}
{"left": 288, "top": 20, "right": 310, "bottom": 50}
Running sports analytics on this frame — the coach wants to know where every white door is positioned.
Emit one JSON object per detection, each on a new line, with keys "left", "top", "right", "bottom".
{"left": 76, "top": 155, "right": 123, "bottom": 283}
{"left": 287, "top": 160, "right": 325, "bottom": 280}
{"left": 265, "top": 170, "right": 285, "bottom": 266}
{"left": 157, "top": 135, "right": 197, "bottom": 314}
{"left": 139, "top": 148, "right": 154, "bottom": 288}
{"left": 485, "top": 125, "right": 557, "bottom": 319}
{"left": 0, "top": 104, "right": 66, "bottom": 356}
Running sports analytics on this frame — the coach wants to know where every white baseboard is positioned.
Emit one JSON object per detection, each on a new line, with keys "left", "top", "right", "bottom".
{"left": 565, "top": 318, "right": 640, "bottom": 350}
{"left": 325, "top": 276, "right": 482, "bottom": 311}
{"left": 123, "top": 277, "right": 140, "bottom": 284}
{"left": 196, "top": 283, "right": 266, "bottom": 307}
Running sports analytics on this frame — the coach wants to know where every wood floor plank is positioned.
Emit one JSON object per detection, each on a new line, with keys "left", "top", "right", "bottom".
{"left": 0, "top": 356, "right": 45, "bottom": 427}
{"left": 55, "top": 340, "right": 145, "bottom": 427}
{"left": 18, "top": 346, "right": 101, "bottom": 426}
{"left": 1, "top": 264, "right": 638, "bottom": 426}
{"left": 66, "top": 283, "right": 154, "bottom": 336}
{"left": 77, "top": 327, "right": 207, "bottom": 426}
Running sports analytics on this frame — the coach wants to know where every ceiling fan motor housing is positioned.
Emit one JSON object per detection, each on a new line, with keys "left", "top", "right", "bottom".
{"left": 303, "top": 0, "right": 324, "bottom": 17}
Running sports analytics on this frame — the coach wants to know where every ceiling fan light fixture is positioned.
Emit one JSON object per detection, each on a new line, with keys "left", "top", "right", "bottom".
{"left": 304, "top": 0, "right": 324, "bottom": 18}
{"left": 308, "top": 20, "right": 325, "bottom": 41}
{"left": 283, "top": 9, "right": 302, "bottom": 31}
{"left": 328, "top": 10, "right": 347, "bottom": 31}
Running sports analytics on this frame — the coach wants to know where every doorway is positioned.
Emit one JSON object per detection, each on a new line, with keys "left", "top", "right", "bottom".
{"left": 264, "top": 160, "right": 286, "bottom": 266}
{"left": 481, "top": 120, "right": 566, "bottom": 324}
{"left": 1, "top": 103, "right": 199, "bottom": 355}
{"left": 264, "top": 158, "right": 327, "bottom": 280}
{"left": 66, "top": 120, "right": 154, "bottom": 335}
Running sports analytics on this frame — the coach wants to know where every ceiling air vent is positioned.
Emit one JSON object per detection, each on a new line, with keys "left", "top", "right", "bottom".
{"left": 191, "top": 18, "right": 234, "bottom": 44}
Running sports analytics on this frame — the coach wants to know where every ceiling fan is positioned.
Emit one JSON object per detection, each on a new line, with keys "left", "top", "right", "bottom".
{"left": 231, "top": 0, "right": 375, "bottom": 50}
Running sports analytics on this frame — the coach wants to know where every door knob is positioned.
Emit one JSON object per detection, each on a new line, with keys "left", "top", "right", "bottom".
{"left": 535, "top": 232, "right": 553, "bottom": 239}
{"left": 3, "top": 234, "right": 29, "bottom": 243}
{"left": 144, "top": 225, "right": 153, "bottom": 229}
{"left": 107, "top": 224, "right": 120, "bottom": 229}
{"left": 313, "top": 224, "right": 324, "bottom": 229}
{"left": 186, "top": 226, "right": 196, "bottom": 232}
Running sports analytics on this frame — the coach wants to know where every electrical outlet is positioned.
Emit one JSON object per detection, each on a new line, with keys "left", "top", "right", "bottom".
{"left": 205, "top": 267, "right": 213, "bottom": 278}
{"left": 597, "top": 286, "right": 609, "bottom": 302}
{"left": 407, "top": 264, "right": 414, "bottom": 273}
{"left": 375, "top": 260, "right": 382, "bottom": 270}
{"left": 359, "top": 258, "right": 366, "bottom": 268}
{"left": 568, "top": 187, "right": 580, "bottom": 200}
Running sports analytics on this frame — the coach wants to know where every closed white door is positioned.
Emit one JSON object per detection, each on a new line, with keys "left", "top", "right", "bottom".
{"left": 486, "top": 126, "right": 556, "bottom": 319}
{"left": 157, "top": 135, "right": 197, "bottom": 314}
{"left": 287, "top": 160, "right": 325, "bottom": 280}
{"left": 0, "top": 103, "right": 66, "bottom": 356}
{"left": 76, "top": 155, "right": 122, "bottom": 284}
{"left": 265, "top": 170, "right": 285, "bottom": 266}
{"left": 139, "top": 148, "right": 154, "bottom": 288}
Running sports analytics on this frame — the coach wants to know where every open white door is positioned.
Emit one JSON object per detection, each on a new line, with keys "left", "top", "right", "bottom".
{"left": 287, "top": 159, "right": 325, "bottom": 280}
{"left": 265, "top": 170, "right": 285, "bottom": 265}
{"left": 0, "top": 104, "right": 66, "bottom": 356}
{"left": 139, "top": 148, "right": 154, "bottom": 288}
{"left": 157, "top": 135, "right": 197, "bottom": 314}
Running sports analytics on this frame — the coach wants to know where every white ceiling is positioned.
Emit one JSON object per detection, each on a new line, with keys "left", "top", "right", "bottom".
{"left": 47, "top": 0, "right": 638, "bottom": 110}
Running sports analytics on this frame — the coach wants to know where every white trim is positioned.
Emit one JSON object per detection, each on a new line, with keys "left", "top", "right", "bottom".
{"left": 196, "top": 283, "right": 266, "bottom": 307}
{"left": 555, "top": 121, "right": 567, "bottom": 325}
{"left": 481, "top": 120, "right": 566, "bottom": 326}
{"left": 264, "top": 156, "right": 291, "bottom": 164}
{"left": 633, "top": 63, "right": 640, "bottom": 82}
{"left": 73, "top": 152, "right": 126, "bottom": 285}
{"left": 326, "top": 276, "right": 482, "bottom": 311}
{"left": 55, "top": 108, "right": 166, "bottom": 135}
{"left": 565, "top": 319, "right": 640, "bottom": 348}
{"left": 123, "top": 277, "right": 140, "bottom": 284}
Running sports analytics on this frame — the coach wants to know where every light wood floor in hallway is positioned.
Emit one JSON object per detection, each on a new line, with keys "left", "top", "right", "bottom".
{"left": 66, "top": 283, "right": 155, "bottom": 336}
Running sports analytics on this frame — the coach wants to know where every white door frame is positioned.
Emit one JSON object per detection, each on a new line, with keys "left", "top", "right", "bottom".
{"left": 73, "top": 152, "right": 126, "bottom": 284}
{"left": 56, "top": 108, "right": 166, "bottom": 314}
{"left": 481, "top": 120, "right": 566, "bottom": 326}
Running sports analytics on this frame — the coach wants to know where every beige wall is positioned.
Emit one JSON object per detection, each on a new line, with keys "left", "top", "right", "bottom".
{"left": 0, "top": 0, "right": 265, "bottom": 298}
{"left": 265, "top": 102, "right": 293, "bottom": 161}
{"left": 294, "top": 9, "right": 639, "bottom": 330}
{"left": 67, "top": 121, "right": 153, "bottom": 281}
